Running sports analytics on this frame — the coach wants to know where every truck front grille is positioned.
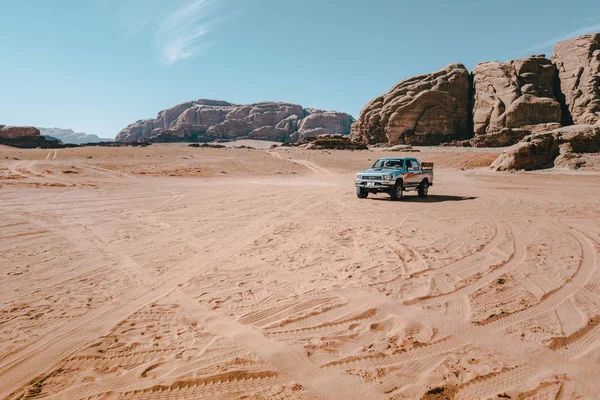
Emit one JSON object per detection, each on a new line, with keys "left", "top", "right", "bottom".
{"left": 362, "top": 175, "right": 383, "bottom": 180}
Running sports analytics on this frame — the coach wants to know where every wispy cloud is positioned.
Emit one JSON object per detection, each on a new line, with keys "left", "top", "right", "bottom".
{"left": 155, "top": 0, "right": 219, "bottom": 65}
{"left": 516, "top": 23, "right": 600, "bottom": 54}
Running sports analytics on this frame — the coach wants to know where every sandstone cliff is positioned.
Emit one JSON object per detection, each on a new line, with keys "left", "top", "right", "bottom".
{"left": 472, "top": 56, "right": 562, "bottom": 136}
{"left": 352, "top": 33, "right": 600, "bottom": 151}
{"left": 116, "top": 100, "right": 355, "bottom": 143}
{"left": 551, "top": 33, "right": 600, "bottom": 126}
{"left": 350, "top": 64, "right": 471, "bottom": 145}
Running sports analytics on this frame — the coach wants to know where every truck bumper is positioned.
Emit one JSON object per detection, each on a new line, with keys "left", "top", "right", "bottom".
{"left": 355, "top": 180, "right": 395, "bottom": 190}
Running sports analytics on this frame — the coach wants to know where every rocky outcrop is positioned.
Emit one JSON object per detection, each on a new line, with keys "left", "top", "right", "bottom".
{"left": 552, "top": 34, "right": 600, "bottom": 126}
{"left": 350, "top": 64, "right": 471, "bottom": 145}
{"left": 0, "top": 126, "right": 64, "bottom": 148}
{"left": 298, "top": 111, "right": 354, "bottom": 133}
{"left": 0, "top": 126, "right": 40, "bottom": 139}
{"left": 472, "top": 56, "right": 562, "bottom": 139}
{"left": 448, "top": 123, "right": 564, "bottom": 148}
{"left": 38, "top": 127, "right": 112, "bottom": 144}
{"left": 351, "top": 34, "right": 600, "bottom": 148}
{"left": 116, "top": 100, "right": 355, "bottom": 143}
{"left": 305, "top": 134, "right": 368, "bottom": 150}
{"left": 491, "top": 125, "right": 600, "bottom": 171}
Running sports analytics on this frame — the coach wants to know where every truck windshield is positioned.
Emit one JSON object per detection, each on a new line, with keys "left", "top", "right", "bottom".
{"left": 372, "top": 159, "right": 404, "bottom": 169}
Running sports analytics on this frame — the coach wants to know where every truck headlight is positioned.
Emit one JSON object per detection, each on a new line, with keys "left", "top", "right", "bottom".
{"left": 383, "top": 174, "right": 393, "bottom": 180}
{"left": 356, "top": 174, "right": 362, "bottom": 179}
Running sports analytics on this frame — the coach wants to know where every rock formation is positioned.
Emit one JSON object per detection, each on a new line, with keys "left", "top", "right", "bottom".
{"left": 491, "top": 125, "right": 600, "bottom": 171}
{"left": 38, "top": 128, "right": 112, "bottom": 144}
{"left": 472, "top": 56, "right": 562, "bottom": 138}
{"left": 0, "top": 125, "right": 63, "bottom": 148}
{"left": 116, "top": 100, "right": 355, "bottom": 143}
{"left": 350, "top": 64, "right": 471, "bottom": 145}
{"left": 552, "top": 34, "right": 600, "bottom": 126}
{"left": 0, "top": 126, "right": 40, "bottom": 139}
{"left": 305, "top": 134, "right": 368, "bottom": 150}
{"left": 351, "top": 33, "right": 600, "bottom": 151}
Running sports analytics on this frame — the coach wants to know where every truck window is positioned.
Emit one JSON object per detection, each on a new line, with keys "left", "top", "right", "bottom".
{"left": 405, "top": 159, "right": 413, "bottom": 169}
{"left": 412, "top": 159, "right": 421, "bottom": 171}
{"left": 372, "top": 159, "right": 404, "bottom": 169}
{"left": 386, "top": 160, "right": 404, "bottom": 169}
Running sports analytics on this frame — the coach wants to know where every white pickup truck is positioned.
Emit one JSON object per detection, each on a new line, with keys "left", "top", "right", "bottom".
{"left": 355, "top": 157, "right": 434, "bottom": 200}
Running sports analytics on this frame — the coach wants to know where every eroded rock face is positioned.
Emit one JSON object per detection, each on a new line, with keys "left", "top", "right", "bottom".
{"left": 491, "top": 125, "right": 600, "bottom": 171}
{"left": 247, "top": 126, "right": 288, "bottom": 141}
{"left": 350, "top": 63, "right": 471, "bottom": 145}
{"left": 298, "top": 111, "right": 354, "bottom": 133}
{"left": 0, "top": 126, "right": 41, "bottom": 139}
{"left": 116, "top": 100, "right": 354, "bottom": 143}
{"left": 552, "top": 34, "right": 600, "bottom": 125}
{"left": 472, "top": 56, "right": 562, "bottom": 140}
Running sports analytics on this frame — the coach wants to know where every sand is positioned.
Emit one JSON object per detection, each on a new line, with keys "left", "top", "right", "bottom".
{"left": 0, "top": 143, "right": 599, "bottom": 399}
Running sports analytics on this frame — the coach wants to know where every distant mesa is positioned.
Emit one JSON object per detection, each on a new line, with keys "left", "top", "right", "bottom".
{"left": 38, "top": 127, "right": 113, "bottom": 145}
{"left": 0, "top": 125, "right": 63, "bottom": 148}
{"left": 0, "top": 126, "right": 114, "bottom": 148}
{"left": 115, "top": 100, "right": 355, "bottom": 144}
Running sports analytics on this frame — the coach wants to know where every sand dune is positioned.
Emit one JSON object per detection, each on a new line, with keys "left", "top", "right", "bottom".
{"left": 0, "top": 144, "right": 599, "bottom": 399}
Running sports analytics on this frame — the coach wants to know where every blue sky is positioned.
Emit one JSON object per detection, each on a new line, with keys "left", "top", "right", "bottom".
{"left": 1, "top": 0, "right": 599, "bottom": 138}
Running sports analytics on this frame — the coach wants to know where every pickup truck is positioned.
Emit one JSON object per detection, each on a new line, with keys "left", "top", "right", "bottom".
{"left": 355, "top": 157, "right": 434, "bottom": 200}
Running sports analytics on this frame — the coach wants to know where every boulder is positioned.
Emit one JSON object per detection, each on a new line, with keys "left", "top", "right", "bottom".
{"left": 552, "top": 33, "right": 600, "bottom": 125}
{"left": 491, "top": 125, "right": 600, "bottom": 171}
{"left": 472, "top": 56, "right": 562, "bottom": 144}
{"left": 350, "top": 63, "right": 470, "bottom": 145}
{"left": 116, "top": 100, "right": 351, "bottom": 144}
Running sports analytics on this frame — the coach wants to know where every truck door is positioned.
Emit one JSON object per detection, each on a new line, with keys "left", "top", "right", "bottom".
{"left": 410, "top": 158, "right": 423, "bottom": 187}
{"left": 404, "top": 159, "right": 418, "bottom": 188}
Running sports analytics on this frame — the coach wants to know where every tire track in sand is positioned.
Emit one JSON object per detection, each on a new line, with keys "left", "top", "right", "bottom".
{"left": 266, "top": 150, "right": 333, "bottom": 175}
{"left": 484, "top": 227, "right": 597, "bottom": 331}
{"left": 0, "top": 194, "right": 327, "bottom": 398}
{"left": 172, "top": 290, "right": 385, "bottom": 400}
{"left": 407, "top": 221, "right": 541, "bottom": 308}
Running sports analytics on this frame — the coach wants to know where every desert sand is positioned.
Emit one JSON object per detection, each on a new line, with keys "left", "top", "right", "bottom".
{"left": 0, "top": 143, "right": 599, "bottom": 399}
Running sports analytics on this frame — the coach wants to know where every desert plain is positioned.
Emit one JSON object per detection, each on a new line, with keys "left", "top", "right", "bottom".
{"left": 0, "top": 142, "right": 599, "bottom": 400}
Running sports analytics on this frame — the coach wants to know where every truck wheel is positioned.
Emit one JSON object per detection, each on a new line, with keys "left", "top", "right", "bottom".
{"left": 390, "top": 181, "right": 403, "bottom": 201}
{"left": 418, "top": 180, "right": 429, "bottom": 197}
{"left": 356, "top": 187, "right": 368, "bottom": 199}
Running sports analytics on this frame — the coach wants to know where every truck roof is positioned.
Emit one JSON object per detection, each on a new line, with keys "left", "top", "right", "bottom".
{"left": 375, "top": 157, "right": 419, "bottom": 161}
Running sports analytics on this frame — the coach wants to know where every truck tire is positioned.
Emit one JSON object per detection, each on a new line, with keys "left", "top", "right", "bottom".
{"left": 356, "top": 187, "right": 368, "bottom": 199}
{"left": 390, "top": 180, "right": 403, "bottom": 201}
{"left": 418, "top": 180, "right": 429, "bottom": 197}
